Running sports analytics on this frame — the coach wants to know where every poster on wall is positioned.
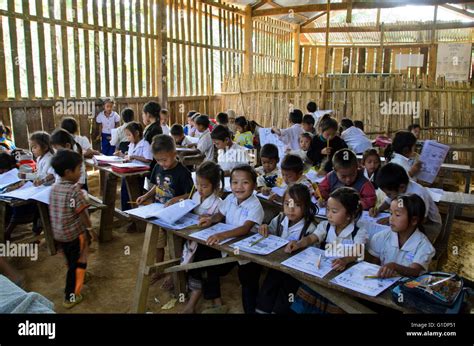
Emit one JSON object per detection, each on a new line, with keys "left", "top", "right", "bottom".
{"left": 436, "top": 43, "right": 472, "bottom": 81}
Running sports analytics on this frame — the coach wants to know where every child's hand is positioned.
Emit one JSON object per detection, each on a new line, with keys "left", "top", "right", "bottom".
{"left": 165, "top": 197, "right": 181, "bottom": 207}
{"left": 377, "top": 217, "right": 389, "bottom": 225}
{"left": 285, "top": 241, "right": 300, "bottom": 254}
{"left": 321, "top": 147, "right": 332, "bottom": 155}
{"left": 410, "top": 161, "right": 422, "bottom": 176}
{"left": 317, "top": 198, "right": 326, "bottom": 208}
{"left": 369, "top": 207, "right": 378, "bottom": 217}
{"left": 206, "top": 233, "right": 225, "bottom": 246}
{"left": 199, "top": 215, "right": 212, "bottom": 228}
{"left": 33, "top": 179, "right": 42, "bottom": 187}
{"left": 261, "top": 187, "right": 271, "bottom": 196}
{"left": 332, "top": 258, "right": 349, "bottom": 271}
{"left": 136, "top": 196, "right": 147, "bottom": 205}
{"left": 258, "top": 224, "right": 269, "bottom": 237}
{"left": 377, "top": 263, "right": 399, "bottom": 278}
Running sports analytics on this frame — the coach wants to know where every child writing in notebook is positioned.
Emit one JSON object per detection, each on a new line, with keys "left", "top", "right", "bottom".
{"left": 367, "top": 194, "right": 435, "bottom": 278}
{"left": 234, "top": 116, "right": 254, "bottom": 149}
{"left": 61, "top": 117, "right": 99, "bottom": 159}
{"left": 211, "top": 125, "right": 249, "bottom": 176}
{"left": 136, "top": 135, "right": 193, "bottom": 272}
{"left": 196, "top": 164, "right": 263, "bottom": 313}
{"left": 29, "top": 131, "right": 55, "bottom": 186}
{"left": 49, "top": 149, "right": 94, "bottom": 309}
{"left": 339, "top": 118, "right": 373, "bottom": 155}
{"left": 170, "top": 124, "right": 194, "bottom": 147}
{"left": 110, "top": 108, "right": 134, "bottom": 154}
{"left": 290, "top": 187, "right": 368, "bottom": 314}
{"left": 256, "top": 143, "right": 280, "bottom": 195}
{"left": 361, "top": 148, "right": 381, "bottom": 188}
{"left": 385, "top": 131, "right": 421, "bottom": 180}
{"left": 256, "top": 184, "right": 322, "bottom": 314}
{"left": 370, "top": 163, "right": 442, "bottom": 243}
{"left": 96, "top": 98, "right": 120, "bottom": 156}
{"left": 184, "top": 110, "right": 198, "bottom": 136}
{"left": 272, "top": 109, "right": 304, "bottom": 151}
{"left": 183, "top": 161, "right": 224, "bottom": 314}
{"left": 191, "top": 115, "right": 214, "bottom": 161}
{"left": 318, "top": 149, "right": 376, "bottom": 210}
{"left": 307, "top": 114, "right": 347, "bottom": 175}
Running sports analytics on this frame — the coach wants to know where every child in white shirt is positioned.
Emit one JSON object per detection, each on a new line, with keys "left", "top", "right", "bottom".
{"left": 340, "top": 118, "right": 373, "bottom": 154}
{"left": 96, "top": 98, "right": 120, "bottom": 156}
{"left": 272, "top": 109, "right": 304, "bottom": 151}
{"left": 211, "top": 125, "right": 250, "bottom": 175}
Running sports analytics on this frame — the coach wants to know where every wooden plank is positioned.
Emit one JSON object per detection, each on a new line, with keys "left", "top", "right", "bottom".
{"left": 35, "top": 0, "right": 47, "bottom": 98}
{"left": 358, "top": 47, "right": 366, "bottom": 73}
{"left": 157, "top": 0, "right": 168, "bottom": 107}
{"left": 103, "top": 0, "right": 110, "bottom": 96}
{"left": 180, "top": 0, "right": 187, "bottom": 96}
{"left": 72, "top": 0, "right": 81, "bottom": 97}
{"left": 0, "top": 108, "right": 10, "bottom": 128}
{"left": 120, "top": 0, "right": 126, "bottom": 96}
{"left": 47, "top": 0, "right": 59, "bottom": 98}
{"left": 383, "top": 48, "right": 391, "bottom": 73}
{"left": 93, "top": 0, "right": 100, "bottom": 96}
{"left": 209, "top": 3, "right": 215, "bottom": 93}
{"left": 193, "top": 0, "right": 198, "bottom": 94}
{"left": 112, "top": 0, "right": 118, "bottom": 97}
{"left": 8, "top": 0, "right": 20, "bottom": 99}
{"left": 198, "top": 0, "right": 204, "bottom": 94}
{"left": 129, "top": 0, "right": 135, "bottom": 96}
{"left": 41, "top": 107, "right": 55, "bottom": 133}
{"left": 316, "top": 47, "right": 325, "bottom": 75}
{"left": 168, "top": 0, "right": 174, "bottom": 96}
{"left": 293, "top": 25, "right": 300, "bottom": 76}
{"left": 136, "top": 0, "right": 142, "bottom": 97}
{"left": 0, "top": 13, "right": 6, "bottom": 100}
{"left": 25, "top": 108, "right": 42, "bottom": 134}
{"left": 22, "top": 0, "right": 35, "bottom": 98}
{"left": 60, "top": 1, "right": 70, "bottom": 97}
{"left": 175, "top": 0, "right": 181, "bottom": 96}
{"left": 83, "top": 0, "right": 91, "bottom": 98}
{"left": 144, "top": 0, "right": 149, "bottom": 97}
{"left": 11, "top": 108, "right": 28, "bottom": 149}
{"left": 366, "top": 47, "right": 375, "bottom": 73}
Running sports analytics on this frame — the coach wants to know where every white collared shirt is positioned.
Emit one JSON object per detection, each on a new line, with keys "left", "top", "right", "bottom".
{"left": 368, "top": 228, "right": 435, "bottom": 270}
{"left": 128, "top": 138, "right": 153, "bottom": 163}
{"left": 363, "top": 167, "right": 375, "bottom": 182}
{"left": 217, "top": 142, "right": 249, "bottom": 172}
{"left": 219, "top": 193, "right": 264, "bottom": 232}
{"left": 191, "top": 191, "right": 222, "bottom": 216}
{"left": 74, "top": 135, "right": 92, "bottom": 151}
{"left": 390, "top": 153, "right": 413, "bottom": 177}
{"left": 341, "top": 126, "right": 373, "bottom": 154}
{"left": 318, "top": 220, "right": 368, "bottom": 245}
{"left": 36, "top": 152, "right": 53, "bottom": 179}
{"left": 96, "top": 111, "right": 120, "bottom": 134}
{"left": 268, "top": 215, "right": 323, "bottom": 243}
{"left": 279, "top": 124, "right": 303, "bottom": 151}
{"left": 161, "top": 124, "right": 170, "bottom": 136}
{"left": 197, "top": 129, "right": 214, "bottom": 161}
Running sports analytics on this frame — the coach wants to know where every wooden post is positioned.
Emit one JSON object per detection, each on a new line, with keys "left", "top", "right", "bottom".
{"left": 321, "top": 0, "right": 330, "bottom": 109}
{"left": 428, "top": 5, "right": 438, "bottom": 85}
{"left": 376, "top": 23, "right": 384, "bottom": 73}
{"left": 293, "top": 24, "right": 301, "bottom": 77}
{"left": 243, "top": 5, "right": 253, "bottom": 76}
{"left": 157, "top": 0, "right": 168, "bottom": 108}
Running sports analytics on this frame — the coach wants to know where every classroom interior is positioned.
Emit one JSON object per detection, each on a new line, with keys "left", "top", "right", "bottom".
{"left": 0, "top": 0, "right": 474, "bottom": 314}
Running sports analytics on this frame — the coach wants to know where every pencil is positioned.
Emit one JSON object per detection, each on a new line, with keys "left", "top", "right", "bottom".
{"left": 316, "top": 254, "right": 321, "bottom": 269}
{"left": 128, "top": 201, "right": 138, "bottom": 205}
{"left": 364, "top": 275, "right": 396, "bottom": 279}
{"left": 250, "top": 235, "right": 266, "bottom": 247}
{"left": 188, "top": 185, "right": 195, "bottom": 199}
{"left": 326, "top": 136, "right": 330, "bottom": 149}
{"left": 314, "top": 183, "right": 323, "bottom": 200}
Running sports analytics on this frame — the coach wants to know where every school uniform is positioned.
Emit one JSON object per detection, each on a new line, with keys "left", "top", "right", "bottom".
{"left": 176, "top": 136, "right": 194, "bottom": 147}
{"left": 318, "top": 170, "right": 376, "bottom": 210}
{"left": 217, "top": 142, "right": 249, "bottom": 172}
{"left": 383, "top": 180, "right": 442, "bottom": 243}
{"left": 96, "top": 111, "right": 120, "bottom": 156}
{"left": 279, "top": 124, "right": 303, "bottom": 151}
{"left": 192, "top": 193, "right": 264, "bottom": 313}
{"left": 74, "top": 135, "right": 92, "bottom": 152}
{"left": 257, "top": 214, "right": 322, "bottom": 314}
{"left": 196, "top": 129, "right": 214, "bottom": 161}
{"left": 341, "top": 126, "right": 373, "bottom": 154}
{"left": 109, "top": 122, "right": 131, "bottom": 153}
{"left": 161, "top": 124, "right": 170, "bottom": 136}
{"left": 36, "top": 152, "right": 53, "bottom": 180}
{"left": 321, "top": 220, "right": 368, "bottom": 248}
{"left": 143, "top": 121, "right": 163, "bottom": 173}
{"left": 307, "top": 134, "right": 348, "bottom": 173}
{"left": 256, "top": 166, "right": 280, "bottom": 189}
{"left": 390, "top": 153, "right": 415, "bottom": 179}
{"left": 368, "top": 228, "right": 435, "bottom": 271}
{"left": 363, "top": 167, "right": 378, "bottom": 188}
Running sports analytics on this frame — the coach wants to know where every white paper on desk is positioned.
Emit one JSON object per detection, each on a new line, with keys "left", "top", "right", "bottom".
{"left": 356, "top": 211, "right": 391, "bottom": 239}
{"left": 125, "top": 203, "right": 165, "bottom": 219}
{"left": 0, "top": 183, "right": 50, "bottom": 202}
{"left": 190, "top": 223, "right": 236, "bottom": 245}
{"left": 330, "top": 261, "right": 400, "bottom": 297}
{"left": 258, "top": 128, "right": 287, "bottom": 164}
{"left": 187, "top": 136, "right": 199, "bottom": 144}
{"left": 418, "top": 140, "right": 449, "bottom": 184}
{"left": 28, "top": 185, "right": 52, "bottom": 204}
{"left": 281, "top": 247, "right": 333, "bottom": 279}
{"left": 427, "top": 187, "right": 445, "bottom": 203}
{"left": 93, "top": 155, "right": 124, "bottom": 163}
{"left": 230, "top": 234, "right": 289, "bottom": 255}
{"left": 152, "top": 213, "right": 200, "bottom": 230}
{"left": 0, "top": 169, "right": 20, "bottom": 190}
{"left": 154, "top": 199, "right": 198, "bottom": 224}
{"left": 109, "top": 162, "right": 149, "bottom": 169}
{"left": 305, "top": 170, "right": 325, "bottom": 184}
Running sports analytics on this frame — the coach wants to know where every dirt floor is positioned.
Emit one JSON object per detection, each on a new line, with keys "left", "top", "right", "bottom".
{"left": 4, "top": 168, "right": 474, "bottom": 313}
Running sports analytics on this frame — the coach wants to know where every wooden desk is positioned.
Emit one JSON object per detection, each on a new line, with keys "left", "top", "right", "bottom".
{"left": 85, "top": 159, "right": 150, "bottom": 241}
{"left": 176, "top": 147, "right": 203, "bottom": 168}
{"left": 131, "top": 215, "right": 414, "bottom": 314}
{"left": 439, "top": 163, "right": 473, "bottom": 193}
{"left": 445, "top": 143, "right": 474, "bottom": 164}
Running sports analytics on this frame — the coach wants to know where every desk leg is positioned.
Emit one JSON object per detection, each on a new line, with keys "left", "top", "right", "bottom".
{"left": 99, "top": 170, "right": 106, "bottom": 195}
{"left": 125, "top": 176, "right": 146, "bottom": 232}
{"left": 99, "top": 172, "right": 118, "bottom": 242}
{"left": 465, "top": 172, "right": 471, "bottom": 194}
{"left": 132, "top": 223, "right": 159, "bottom": 313}
{"left": 0, "top": 201, "right": 5, "bottom": 244}
{"left": 37, "top": 202, "right": 56, "bottom": 256}
{"left": 167, "top": 231, "right": 186, "bottom": 299}
{"left": 434, "top": 204, "right": 457, "bottom": 270}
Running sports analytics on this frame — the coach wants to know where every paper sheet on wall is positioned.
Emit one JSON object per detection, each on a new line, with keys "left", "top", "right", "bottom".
{"left": 330, "top": 261, "right": 400, "bottom": 297}
{"left": 0, "top": 169, "right": 21, "bottom": 190}
{"left": 417, "top": 140, "right": 449, "bottom": 184}
{"left": 230, "top": 234, "right": 289, "bottom": 255}
{"left": 281, "top": 247, "right": 333, "bottom": 279}
{"left": 258, "top": 128, "right": 287, "bottom": 165}
{"left": 436, "top": 43, "right": 472, "bottom": 81}
{"left": 189, "top": 223, "right": 236, "bottom": 245}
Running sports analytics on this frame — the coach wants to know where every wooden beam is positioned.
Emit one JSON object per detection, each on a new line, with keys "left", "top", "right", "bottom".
{"left": 441, "top": 4, "right": 474, "bottom": 18}
{"left": 252, "top": 0, "right": 268, "bottom": 11}
{"left": 243, "top": 5, "right": 253, "bottom": 75}
{"left": 429, "top": 5, "right": 438, "bottom": 85}
{"left": 157, "top": 0, "right": 168, "bottom": 107}
{"left": 322, "top": 0, "right": 330, "bottom": 109}
{"left": 346, "top": 0, "right": 352, "bottom": 24}
{"left": 301, "top": 12, "right": 326, "bottom": 28}
{"left": 293, "top": 24, "right": 300, "bottom": 76}
{"left": 252, "top": 0, "right": 474, "bottom": 16}
{"left": 200, "top": 0, "right": 246, "bottom": 15}
{"left": 301, "top": 21, "right": 474, "bottom": 33}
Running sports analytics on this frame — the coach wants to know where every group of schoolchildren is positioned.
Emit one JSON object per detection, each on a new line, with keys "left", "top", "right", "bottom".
{"left": 0, "top": 97, "right": 441, "bottom": 314}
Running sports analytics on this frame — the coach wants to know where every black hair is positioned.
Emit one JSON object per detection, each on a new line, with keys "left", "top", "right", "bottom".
{"left": 29, "top": 131, "right": 54, "bottom": 155}
{"left": 196, "top": 161, "right": 225, "bottom": 194}
{"left": 385, "top": 130, "right": 417, "bottom": 161}
{"left": 151, "top": 134, "right": 175, "bottom": 153}
{"left": 260, "top": 143, "right": 279, "bottom": 161}
{"left": 0, "top": 152, "right": 16, "bottom": 171}
{"left": 195, "top": 114, "right": 210, "bottom": 128}
{"left": 332, "top": 148, "right": 358, "bottom": 170}
{"left": 407, "top": 124, "right": 421, "bottom": 132}
{"left": 362, "top": 148, "right": 381, "bottom": 164}
{"left": 216, "top": 112, "right": 229, "bottom": 125}
{"left": 160, "top": 109, "right": 169, "bottom": 116}
{"left": 307, "top": 101, "right": 317, "bottom": 113}
{"left": 289, "top": 109, "right": 303, "bottom": 124}
{"left": 103, "top": 97, "right": 115, "bottom": 105}
{"left": 375, "top": 162, "right": 409, "bottom": 191}
{"left": 319, "top": 114, "right": 338, "bottom": 132}
{"left": 187, "top": 110, "right": 197, "bottom": 118}
{"left": 191, "top": 112, "right": 201, "bottom": 121}
{"left": 121, "top": 108, "right": 134, "bottom": 123}
{"left": 354, "top": 120, "right": 364, "bottom": 131}
{"left": 329, "top": 187, "right": 363, "bottom": 221}
{"left": 170, "top": 124, "right": 184, "bottom": 136}
{"left": 300, "top": 132, "right": 312, "bottom": 141}
{"left": 60, "top": 117, "right": 79, "bottom": 134}
{"left": 235, "top": 116, "right": 250, "bottom": 132}
{"left": 211, "top": 124, "right": 232, "bottom": 141}
{"left": 393, "top": 194, "right": 426, "bottom": 232}
{"left": 280, "top": 154, "right": 304, "bottom": 174}
{"left": 51, "top": 149, "right": 83, "bottom": 177}
{"left": 50, "top": 128, "right": 83, "bottom": 156}
{"left": 0, "top": 121, "right": 6, "bottom": 135}
{"left": 302, "top": 114, "right": 315, "bottom": 125}
{"left": 125, "top": 121, "right": 144, "bottom": 138}
{"left": 143, "top": 101, "right": 161, "bottom": 120}
{"left": 283, "top": 183, "right": 318, "bottom": 226}
{"left": 340, "top": 118, "right": 354, "bottom": 131}
{"left": 230, "top": 164, "right": 257, "bottom": 185}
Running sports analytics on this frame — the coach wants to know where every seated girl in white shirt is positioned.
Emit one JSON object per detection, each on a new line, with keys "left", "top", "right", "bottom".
{"left": 385, "top": 131, "right": 422, "bottom": 180}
